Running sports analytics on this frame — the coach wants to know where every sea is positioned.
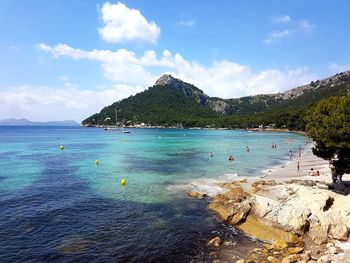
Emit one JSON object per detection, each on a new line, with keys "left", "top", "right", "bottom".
{"left": 0, "top": 126, "right": 307, "bottom": 262}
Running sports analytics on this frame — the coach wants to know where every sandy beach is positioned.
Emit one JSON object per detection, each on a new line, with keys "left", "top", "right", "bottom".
{"left": 266, "top": 144, "right": 350, "bottom": 183}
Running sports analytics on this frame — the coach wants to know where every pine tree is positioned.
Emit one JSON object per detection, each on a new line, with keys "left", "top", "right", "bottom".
{"left": 305, "top": 94, "right": 350, "bottom": 182}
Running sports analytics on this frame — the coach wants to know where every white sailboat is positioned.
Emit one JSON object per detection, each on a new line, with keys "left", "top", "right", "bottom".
{"left": 105, "top": 108, "right": 130, "bottom": 133}
{"left": 104, "top": 108, "right": 118, "bottom": 131}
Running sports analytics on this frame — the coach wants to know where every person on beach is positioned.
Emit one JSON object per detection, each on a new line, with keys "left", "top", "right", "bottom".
{"left": 329, "top": 159, "right": 339, "bottom": 183}
{"left": 309, "top": 168, "right": 315, "bottom": 176}
{"left": 297, "top": 161, "right": 300, "bottom": 171}
{"left": 316, "top": 171, "right": 320, "bottom": 176}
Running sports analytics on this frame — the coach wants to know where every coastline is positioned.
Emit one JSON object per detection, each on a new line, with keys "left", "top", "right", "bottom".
{"left": 264, "top": 143, "right": 349, "bottom": 183}
{"left": 81, "top": 124, "right": 304, "bottom": 134}
{"left": 187, "top": 142, "right": 350, "bottom": 262}
{"left": 265, "top": 143, "right": 331, "bottom": 182}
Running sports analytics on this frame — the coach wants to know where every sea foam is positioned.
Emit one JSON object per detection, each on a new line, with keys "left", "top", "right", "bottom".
{"left": 167, "top": 173, "right": 239, "bottom": 197}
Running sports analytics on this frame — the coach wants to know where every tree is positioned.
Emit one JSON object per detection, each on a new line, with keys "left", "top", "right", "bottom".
{"left": 305, "top": 94, "right": 350, "bottom": 182}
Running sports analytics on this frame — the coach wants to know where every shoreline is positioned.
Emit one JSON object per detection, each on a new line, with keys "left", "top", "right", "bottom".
{"left": 81, "top": 124, "right": 304, "bottom": 134}
{"left": 264, "top": 143, "right": 335, "bottom": 183}
{"left": 187, "top": 142, "right": 350, "bottom": 262}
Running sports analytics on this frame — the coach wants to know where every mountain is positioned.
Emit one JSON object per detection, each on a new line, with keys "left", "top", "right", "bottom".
{"left": 82, "top": 71, "right": 350, "bottom": 130}
{"left": 0, "top": 118, "right": 79, "bottom": 126}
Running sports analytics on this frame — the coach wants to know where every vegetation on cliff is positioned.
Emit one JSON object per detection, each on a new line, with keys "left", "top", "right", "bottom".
{"left": 305, "top": 93, "right": 350, "bottom": 180}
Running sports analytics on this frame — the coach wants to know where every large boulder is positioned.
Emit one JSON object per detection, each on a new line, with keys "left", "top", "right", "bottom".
{"left": 209, "top": 186, "right": 251, "bottom": 224}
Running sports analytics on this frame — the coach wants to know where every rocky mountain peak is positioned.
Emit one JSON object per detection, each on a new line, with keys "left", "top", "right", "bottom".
{"left": 277, "top": 70, "right": 350, "bottom": 100}
{"left": 154, "top": 74, "right": 209, "bottom": 105}
{"left": 154, "top": 74, "right": 182, "bottom": 86}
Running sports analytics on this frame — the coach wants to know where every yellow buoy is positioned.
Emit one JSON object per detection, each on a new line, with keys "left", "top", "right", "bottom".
{"left": 59, "top": 145, "right": 64, "bottom": 150}
{"left": 95, "top": 160, "right": 99, "bottom": 166}
{"left": 121, "top": 179, "right": 127, "bottom": 186}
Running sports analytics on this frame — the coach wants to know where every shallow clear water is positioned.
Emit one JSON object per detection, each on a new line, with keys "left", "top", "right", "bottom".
{"left": 0, "top": 127, "right": 306, "bottom": 262}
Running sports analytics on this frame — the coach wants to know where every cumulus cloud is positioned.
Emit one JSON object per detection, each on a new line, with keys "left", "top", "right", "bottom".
{"left": 264, "top": 30, "right": 291, "bottom": 44}
{"left": 273, "top": 15, "right": 291, "bottom": 24}
{"left": 0, "top": 84, "right": 143, "bottom": 122}
{"left": 37, "top": 43, "right": 155, "bottom": 85}
{"left": 37, "top": 43, "right": 317, "bottom": 99}
{"left": 98, "top": 2, "right": 160, "bottom": 43}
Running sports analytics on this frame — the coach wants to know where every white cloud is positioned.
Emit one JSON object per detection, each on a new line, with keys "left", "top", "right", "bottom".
{"left": 298, "top": 20, "right": 315, "bottom": 32}
{"left": 176, "top": 19, "right": 196, "bottom": 27}
{"left": 264, "top": 30, "right": 291, "bottom": 44}
{"left": 37, "top": 43, "right": 156, "bottom": 85}
{"left": 37, "top": 43, "right": 317, "bottom": 100}
{"left": 98, "top": 2, "right": 160, "bottom": 43}
{"left": 273, "top": 15, "right": 291, "bottom": 24}
{"left": 329, "top": 63, "right": 350, "bottom": 74}
{"left": 0, "top": 84, "right": 143, "bottom": 122}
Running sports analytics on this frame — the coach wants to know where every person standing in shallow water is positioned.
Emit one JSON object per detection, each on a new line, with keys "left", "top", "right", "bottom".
{"left": 289, "top": 150, "right": 293, "bottom": 160}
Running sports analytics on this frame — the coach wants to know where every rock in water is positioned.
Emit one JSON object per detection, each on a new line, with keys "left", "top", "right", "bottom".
{"left": 207, "top": 236, "right": 222, "bottom": 247}
{"left": 187, "top": 191, "right": 207, "bottom": 199}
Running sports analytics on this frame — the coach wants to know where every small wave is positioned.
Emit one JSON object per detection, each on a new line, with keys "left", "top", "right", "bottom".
{"left": 261, "top": 163, "right": 286, "bottom": 177}
{"left": 167, "top": 173, "right": 239, "bottom": 197}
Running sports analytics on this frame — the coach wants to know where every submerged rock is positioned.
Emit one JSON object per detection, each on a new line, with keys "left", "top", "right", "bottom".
{"left": 238, "top": 215, "right": 298, "bottom": 243}
{"left": 187, "top": 191, "right": 207, "bottom": 199}
{"left": 207, "top": 236, "right": 222, "bottom": 247}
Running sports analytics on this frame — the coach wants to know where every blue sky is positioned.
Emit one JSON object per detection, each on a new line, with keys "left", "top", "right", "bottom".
{"left": 0, "top": 0, "right": 349, "bottom": 121}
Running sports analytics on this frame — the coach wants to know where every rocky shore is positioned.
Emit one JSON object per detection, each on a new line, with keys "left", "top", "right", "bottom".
{"left": 187, "top": 149, "right": 350, "bottom": 262}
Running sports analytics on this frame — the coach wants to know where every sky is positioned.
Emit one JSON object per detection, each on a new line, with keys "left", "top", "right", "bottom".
{"left": 0, "top": 0, "right": 350, "bottom": 122}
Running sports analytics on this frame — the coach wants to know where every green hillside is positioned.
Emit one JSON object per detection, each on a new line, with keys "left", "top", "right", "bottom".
{"left": 82, "top": 71, "right": 350, "bottom": 130}
{"left": 83, "top": 85, "right": 219, "bottom": 128}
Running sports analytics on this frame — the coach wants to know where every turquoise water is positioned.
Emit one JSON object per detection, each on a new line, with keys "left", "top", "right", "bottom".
{"left": 0, "top": 127, "right": 306, "bottom": 262}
